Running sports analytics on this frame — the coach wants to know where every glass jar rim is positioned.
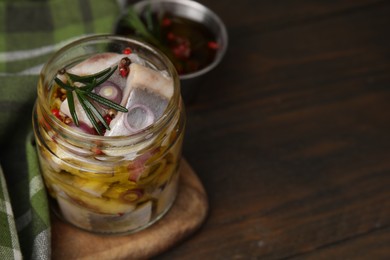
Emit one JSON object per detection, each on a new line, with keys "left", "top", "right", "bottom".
{"left": 37, "top": 34, "right": 181, "bottom": 144}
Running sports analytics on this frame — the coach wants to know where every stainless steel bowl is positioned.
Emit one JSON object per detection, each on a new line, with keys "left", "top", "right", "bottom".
{"left": 116, "top": 0, "right": 228, "bottom": 103}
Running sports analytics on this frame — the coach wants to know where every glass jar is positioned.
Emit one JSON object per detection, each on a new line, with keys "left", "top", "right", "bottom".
{"left": 32, "top": 35, "right": 185, "bottom": 234}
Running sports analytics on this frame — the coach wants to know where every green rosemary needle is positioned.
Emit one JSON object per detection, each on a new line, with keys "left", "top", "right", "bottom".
{"left": 54, "top": 65, "right": 128, "bottom": 135}
{"left": 122, "top": 6, "right": 173, "bottom": 54}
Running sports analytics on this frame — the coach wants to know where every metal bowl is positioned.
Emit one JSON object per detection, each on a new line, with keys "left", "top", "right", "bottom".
{"left": 116, "top": 0, "right": 228, "bottom": 103}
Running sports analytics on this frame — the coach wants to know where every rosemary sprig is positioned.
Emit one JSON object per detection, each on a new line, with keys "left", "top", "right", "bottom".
{"left": 66, "top": 90, "right": 78, "bottom": 125}
{"left": 122, "top": 6, "right": 178, "bottom": 68}
{"left": 55, "top": 65, "right": 128, "bottom": 135}
{"left": 122, "top": 6, "right": 167, "bottom": 50}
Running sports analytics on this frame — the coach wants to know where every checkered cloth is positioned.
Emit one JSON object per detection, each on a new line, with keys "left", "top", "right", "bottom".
{"left": 0, "top": 1, "right": 121, "bottom": 259}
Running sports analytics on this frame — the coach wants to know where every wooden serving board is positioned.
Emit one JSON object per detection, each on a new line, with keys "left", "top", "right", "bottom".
{"left": 51, "top": 159, "right": 208, "bottom": 260}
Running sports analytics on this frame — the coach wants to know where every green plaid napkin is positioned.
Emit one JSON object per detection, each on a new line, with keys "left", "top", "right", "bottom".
{"left": 0, "top": 0, "right": 121, "bottom": 259}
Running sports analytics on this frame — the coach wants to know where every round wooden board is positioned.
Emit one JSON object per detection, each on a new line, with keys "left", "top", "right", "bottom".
{"left": 51, "top": 159, "right": 208, "bottom": 259}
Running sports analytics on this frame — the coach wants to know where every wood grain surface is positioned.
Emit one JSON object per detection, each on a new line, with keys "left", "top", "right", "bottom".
{"left": 51, "top": 159, "right": 208, "bottom": 260}
{"left": 154, "top": 0, "right": 390, "bottom": 259}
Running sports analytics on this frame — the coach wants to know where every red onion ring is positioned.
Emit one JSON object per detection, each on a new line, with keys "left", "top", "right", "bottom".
{"left": 68, "top": 121, "right": 96, "bottom": 135}
{"left": 94, "top": 81, "right": 123, "bottom": 105}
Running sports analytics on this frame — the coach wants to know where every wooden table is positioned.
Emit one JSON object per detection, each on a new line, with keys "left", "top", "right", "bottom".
{"left": 157, "top": 0, "right": 390, "bottom": 259}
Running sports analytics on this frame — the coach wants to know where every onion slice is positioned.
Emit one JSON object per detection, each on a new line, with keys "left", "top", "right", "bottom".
{"left": 68, "top": 121, "right": 96, "bottom": 135}
{"left": 120, "top": 189, "right": 143, "bottom": 203}
{"left": 94, "top": 81, "right": 123, "bottom": 105}
{"left": 124, "top": 104, "right": 155, "bottom": 132}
